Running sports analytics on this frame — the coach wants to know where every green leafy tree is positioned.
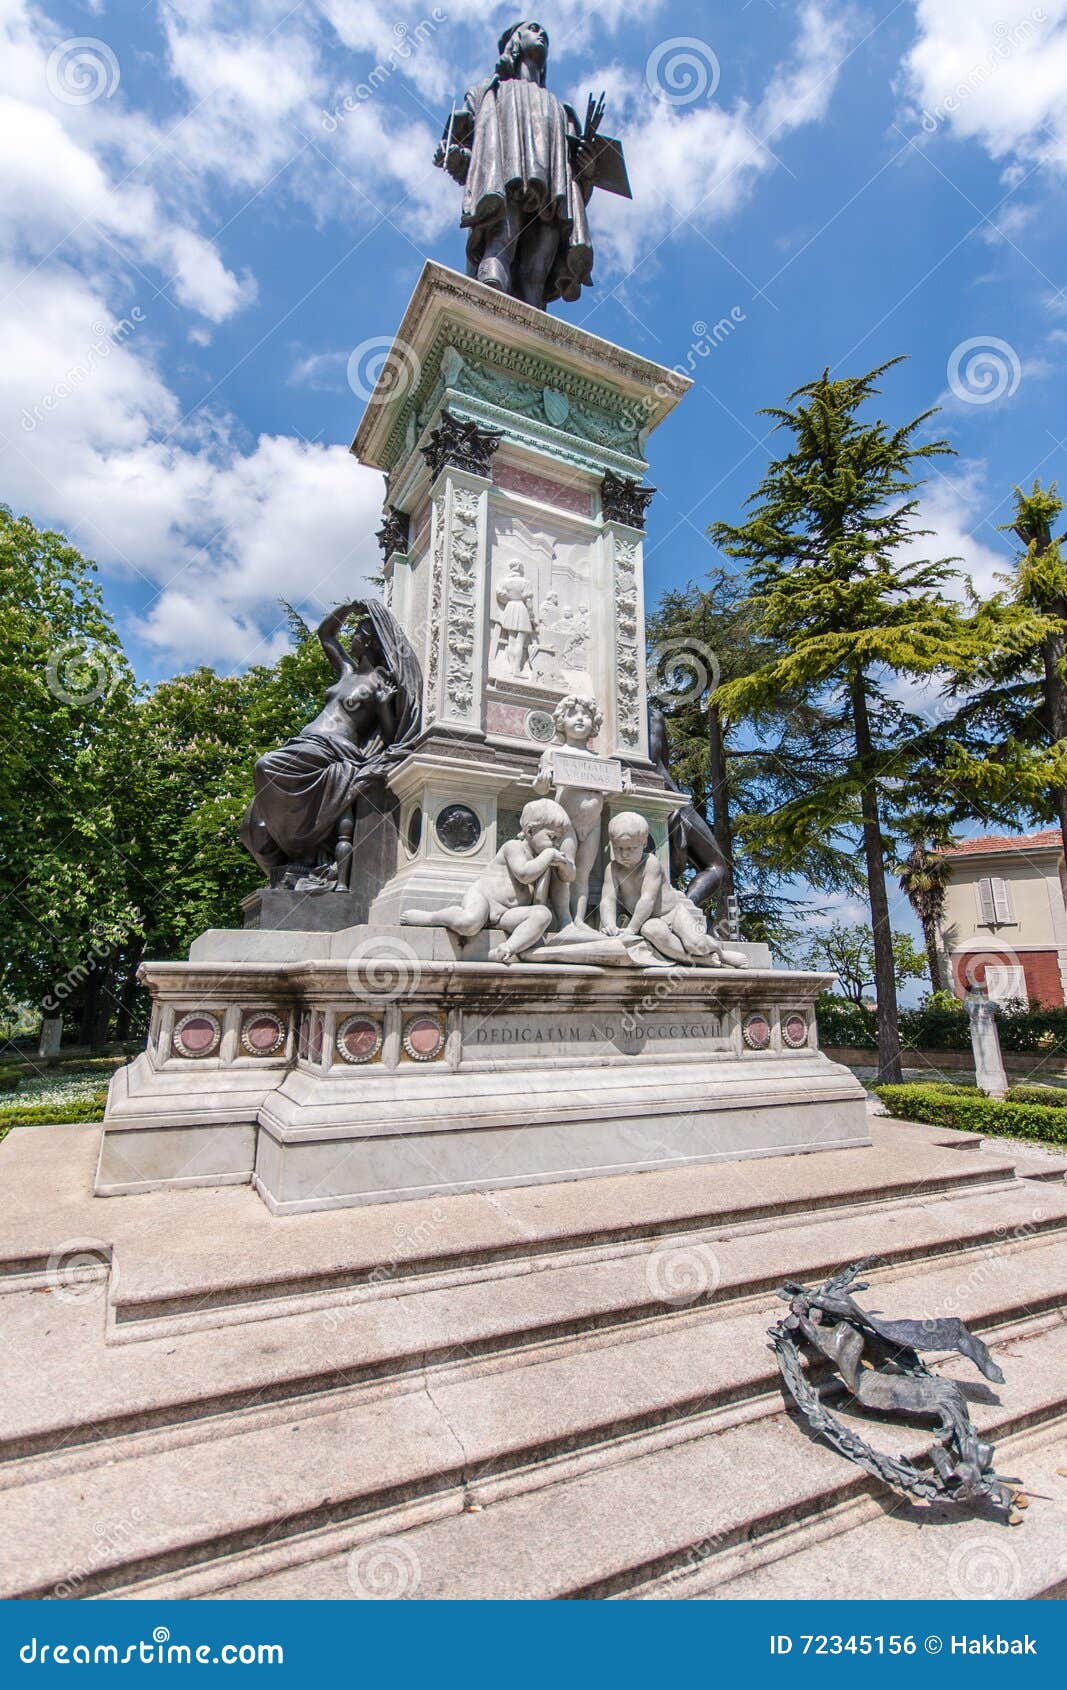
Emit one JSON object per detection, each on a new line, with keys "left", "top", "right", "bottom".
{"left": 0, "top": 505, "right": 142, "bottom": 1044}
{"left": 802, "top": 920, "right": 927, "bottom": 1006}
{"left": 710, "top": 359, "right": 973, "bottom": 1082}
{"left": 941, "top": 481, "right": 1067, "bottom": 859}
{"left": 894, "top": 814, "right": 953, "bottom": 994}
{"left": 647, "top": 569, "right": 835, "bottom": 943}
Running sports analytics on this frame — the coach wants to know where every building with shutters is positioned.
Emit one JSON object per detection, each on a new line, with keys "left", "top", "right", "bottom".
{"left": 936, "top": 830, "right": 1067, "bottom": 1007}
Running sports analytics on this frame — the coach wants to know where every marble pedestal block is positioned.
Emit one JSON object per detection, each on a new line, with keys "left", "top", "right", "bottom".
{"left": 95, "top": 939, "right": 869, "bottom": 1215}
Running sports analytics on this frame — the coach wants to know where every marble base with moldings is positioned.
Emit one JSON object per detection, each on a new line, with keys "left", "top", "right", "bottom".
{"left": 95, "top": 931, "right": 869, "bottom": 1214}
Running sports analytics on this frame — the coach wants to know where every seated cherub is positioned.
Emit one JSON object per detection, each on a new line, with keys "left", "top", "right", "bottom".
{"left": 600, "top": 811, "right": 747, "bottom": 967}
{"left": 402, "top": 799, "right": 573, "bottom": 963}
{"left": 533, "top": 693, "right": 630, "bottom": 928}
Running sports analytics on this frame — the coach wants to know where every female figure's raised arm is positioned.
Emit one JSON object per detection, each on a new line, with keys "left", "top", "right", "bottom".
{"left": 317, "top": 603, "right": 360, "bottom": 678}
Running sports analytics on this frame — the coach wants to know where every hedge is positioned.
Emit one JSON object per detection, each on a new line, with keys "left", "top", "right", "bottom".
{"left": 875, "top": 1082, "right": 1067, "bottom": 1146}
{"left": 0, "top": 1093, "right": 107, "bottom": 1134}
{"left": 1005, "top": 1084, "right": 1067, "bottom": 1108}
{"left": 816, "top": 992, "right": 1067, "bottom": 1056}
{"left": 0, "top": 1068, "right": 21, "bottom": 1093}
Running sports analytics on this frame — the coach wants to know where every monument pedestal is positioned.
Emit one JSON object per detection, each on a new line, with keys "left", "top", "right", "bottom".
{"left": 95, "top": 947, "right": 869, "bottom": 1214}
{"left": 95, "top": 262, "right": 872, "bottom": 1216}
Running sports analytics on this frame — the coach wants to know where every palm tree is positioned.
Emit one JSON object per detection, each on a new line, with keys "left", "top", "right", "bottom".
{"left": 897, "top": 824, "right": 951, "bottom": 994}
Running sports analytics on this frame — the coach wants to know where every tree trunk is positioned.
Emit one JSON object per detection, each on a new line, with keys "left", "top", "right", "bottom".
{"left": 1041, "top": 631, "right": 1067, "bottom": 870}
{"left": 707, "top": 701, "right": 734, "bottom": 915}
{"left": 922, "top": 919, "right": 943, "bottom": 996}
{"left": 115, "top": 943, "right": 145, "bottom": 1043}
{"left": 851, "top": 673, "right": 903, "bottom": 1083}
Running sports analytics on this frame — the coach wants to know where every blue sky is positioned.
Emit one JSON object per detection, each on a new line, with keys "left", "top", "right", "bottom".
{"left": 3, "top": 0, "right": 1067, "bottom": 974}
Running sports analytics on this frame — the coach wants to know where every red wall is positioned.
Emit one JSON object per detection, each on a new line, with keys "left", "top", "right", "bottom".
{"left": 951, "top": 949, "right": 1065, "bottom": 1007}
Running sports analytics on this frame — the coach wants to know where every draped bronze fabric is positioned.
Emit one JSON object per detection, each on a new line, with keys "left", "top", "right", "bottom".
{"left": 461, "top": 76, "right": 593, "bottom": 304}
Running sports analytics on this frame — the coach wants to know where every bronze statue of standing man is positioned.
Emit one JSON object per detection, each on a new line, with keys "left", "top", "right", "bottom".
{"left": 435, "top": 22, "right": 630, "bottom": 312}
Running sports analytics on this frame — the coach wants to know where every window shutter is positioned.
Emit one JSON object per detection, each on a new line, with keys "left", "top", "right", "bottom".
{"left": 976, "top": 878, "right": 997, "bottom": 924}
{"left": 991, "top": 878, "right": 1014, "bottom": 923}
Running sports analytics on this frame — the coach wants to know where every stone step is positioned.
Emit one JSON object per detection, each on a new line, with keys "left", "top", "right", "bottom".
{"left": 658, "top": 1419, "right": 1067, "bottom": 1602}
{"left": 0, "top": 1120, "right": 1018, "bottom": 1328}
{"left": 3, "top": 1241, "right": 1063, "bottom": 1600}
{"left": 131, "top": 1319, "right": 1067, "bottom": 1602}
{"left": 4, "top": 1175, "right": 1063, "bottom": 1466}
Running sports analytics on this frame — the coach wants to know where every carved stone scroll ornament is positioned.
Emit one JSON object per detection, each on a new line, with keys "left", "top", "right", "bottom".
{"left": 770, "top": 1259, "right": 1015, "bottom": 1513}
{"left": 601, "top": 471, "right": 655, "bottom": 529}
{"left": 420, "top": 410, "right": 504, "bottom": 480}
{"left": 376, "top": 506, "right": 410, "bottom": 561}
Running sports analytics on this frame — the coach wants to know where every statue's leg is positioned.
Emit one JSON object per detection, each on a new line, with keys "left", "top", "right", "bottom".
{"left": 402, "top": 890, "right": 490, "bottom": 936}
{"left": 572, "top": 828, "right": 600, "bottom": 924}
{"left": 491, "top": 903, "right": 553, "bottom": 961}
{"left": 640, "top": 916, "right": 689, "bottom": 963}
{"left": 475, "top": 203, "right": 521, "bottom": 294}
{"left": 514, "top": 220, "right": 561, "bottom": 310}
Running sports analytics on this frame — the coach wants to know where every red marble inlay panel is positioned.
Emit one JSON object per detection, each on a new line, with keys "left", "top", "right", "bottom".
{"left": 743, "top": 1013, "right": 772, "bottom": 1051}
{"left": 493, "top": 459, "right": 592, "bottom": 517}
{"left": 782, "top": 1012, "right": 808, "bottom": 1049}
{"left": 177, "top": 1015, "right": 218, "bottom": 1055}
{"left": 403, "top": 1015, "right": 444, "bottom": 1061}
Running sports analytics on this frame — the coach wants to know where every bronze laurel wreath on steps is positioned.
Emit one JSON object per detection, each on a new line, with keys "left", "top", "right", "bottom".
{"left": 769, "top": 1258, "right": 1015, "bottom": 1513}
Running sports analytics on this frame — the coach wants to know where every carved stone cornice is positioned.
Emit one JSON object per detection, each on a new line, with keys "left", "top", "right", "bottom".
{"left": 420, "top": 410, "right": 503, "bottom": 480}
{"left": 601, "top": 472, "right": 656, "bottom": 529}
{"left": 375, "top": 505, "right": 410, "bottom": 560}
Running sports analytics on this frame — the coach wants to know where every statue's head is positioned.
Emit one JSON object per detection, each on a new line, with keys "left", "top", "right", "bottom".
{"left": 349, "top": 614, "right": 380, "bottom": 665}
{"left": 553, "top": 692, "right": 602, "bottom": 744}
{"left": 497, "top": 21, "right": 548, "bottom": 83}
{"left": 608, "top": 811, "right": 649, "bottom": 869}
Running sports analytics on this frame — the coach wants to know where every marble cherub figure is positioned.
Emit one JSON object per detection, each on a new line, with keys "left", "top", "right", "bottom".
{"left": 600, "top": 812, "right": 747, "bottom": 967}
{"left": 401, "top": 799, "right": 573, "bottom": 963}
{"left": 533, "top": 694, "right": 629, "bottom": 928}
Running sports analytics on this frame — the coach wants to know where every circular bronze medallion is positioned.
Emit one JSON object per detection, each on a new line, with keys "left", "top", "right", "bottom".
{"left": 435, "top": 803, "right": 482, "bottom": 853}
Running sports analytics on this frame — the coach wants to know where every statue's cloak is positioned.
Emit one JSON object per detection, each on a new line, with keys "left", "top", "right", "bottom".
{"left": 461, "top": 76, "right": 593, "bottom": 304}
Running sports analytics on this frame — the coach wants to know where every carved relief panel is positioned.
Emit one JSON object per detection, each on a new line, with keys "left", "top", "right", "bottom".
{"left": 486, "top": 508, "right": 596, "bottom": 701}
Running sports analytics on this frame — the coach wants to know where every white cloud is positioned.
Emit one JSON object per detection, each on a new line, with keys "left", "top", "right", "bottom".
{"left": 904, "top": 1, "right": 1067, "bottom": 170}
{"left": 903, "top": 462, "right": 1011, "bottom": 599}
{"left": 0, "top": 255, "right": 382, "bottom": 669}
{"left": 0, "top": 5, "right": 252, "bottom": 321}
{"left": 572, "top": 0, "right": 856, "bottom": 275}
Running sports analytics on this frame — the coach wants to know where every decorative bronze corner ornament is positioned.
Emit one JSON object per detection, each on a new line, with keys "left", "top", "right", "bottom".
{"left": 376, "top": 506, "right": 410, "bottom": 561}
{"left": 420, "top": 410, "right": 504, "bottom": 480}
{"left": 770, "top": 1259, "right": 1015, "bottom": 1512}
{"left": 601, "top": 471, "right": 655, "bottom": 528}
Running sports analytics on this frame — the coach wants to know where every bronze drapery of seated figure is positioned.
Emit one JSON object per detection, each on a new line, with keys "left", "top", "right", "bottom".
{"left": 240, "top": 600, "right": 421, "bottom": 892}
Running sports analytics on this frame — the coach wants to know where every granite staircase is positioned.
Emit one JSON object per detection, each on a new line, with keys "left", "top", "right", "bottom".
{"left": 1, "top": 1115, "right": 1065, "bottom": 1602}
